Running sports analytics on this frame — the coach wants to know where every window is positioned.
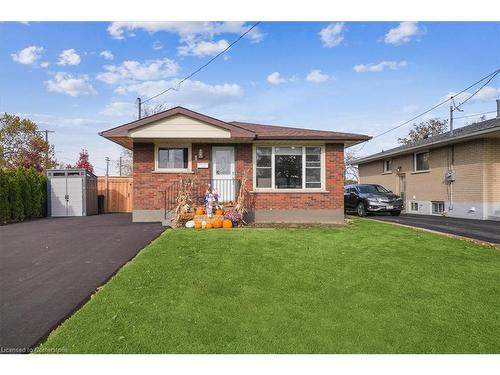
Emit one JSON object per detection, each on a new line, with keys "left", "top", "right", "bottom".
{"left": 432, "top": 201, "right": 445, "bottom": 214}
{"left": 256, "top": 147, "right": 272, "bottom": 188}
{"left": 254, "top": 146, "right": 324, "bottom": 190}
{"left": 157, "top": 147, "right": 189, "bottom": 170}
{"left": 383, "top": 159, "right": 392, "bottom": 173}
{"left": 305, "top": 147, "right": 322, "bottom": 188}
{"left": 414, "top": 151, "right": 430, "bottom": 171}
{"left": 411, "top": 202, "right": 418, "bottom": 211}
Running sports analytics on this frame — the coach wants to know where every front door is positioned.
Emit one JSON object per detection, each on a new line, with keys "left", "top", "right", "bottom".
{"left": 212, "top": 146, "right": 235, "bottom": 202}
{"left": 397, "top": 174, "right": 406, "bottom": 211}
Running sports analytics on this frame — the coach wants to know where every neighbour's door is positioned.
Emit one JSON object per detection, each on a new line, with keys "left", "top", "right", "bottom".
{"left": 212, "top": 146, "right": 235, "bottom": 202}
{"left": 397, "top": 174, "right": 406, "bottom": 211}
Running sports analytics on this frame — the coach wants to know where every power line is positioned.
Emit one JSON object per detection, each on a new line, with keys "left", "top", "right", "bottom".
{"left": 140, "top": 21, "right": 261, "bottom": 106}
{"left": 352, "top": 68, "right": 500, "bottom": 152}
{"left": 453, "top": 110, "right": 496, "bottom": 120}
{"left": 454, "top": 70, "right": 499, "bottom": 110}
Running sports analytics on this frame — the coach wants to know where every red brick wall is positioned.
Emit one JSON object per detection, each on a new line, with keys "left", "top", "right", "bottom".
{"left": 133, "top": 142, "right": 344, "bottom": 211}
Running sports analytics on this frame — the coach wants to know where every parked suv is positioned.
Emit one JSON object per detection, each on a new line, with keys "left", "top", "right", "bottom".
{"left": 344, "top": 184, "right": 403, "bottom": 217}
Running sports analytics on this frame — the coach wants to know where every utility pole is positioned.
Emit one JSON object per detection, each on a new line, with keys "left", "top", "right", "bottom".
{"left": 40, "top": 129, "right": 55, "bottom": 170}
{"left": 137, "top": 97, "right": 142, "bottom": 120}
{"left": 119, "top": 156, "right": 122, "bottom": 176}
{"left": 449, "top": 105, "right": 454, "bottom": 135}
{"left": 105, "top": 157, "right": 110, "bottom": 176}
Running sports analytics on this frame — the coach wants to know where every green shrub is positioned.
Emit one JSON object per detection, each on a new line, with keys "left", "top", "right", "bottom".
{"left": 0, "top": 167, "right": 47, "bottom": 224}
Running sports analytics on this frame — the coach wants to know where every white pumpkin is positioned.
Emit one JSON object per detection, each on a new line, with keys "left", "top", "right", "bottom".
{"left": 201, "top": 220, "right": 207, "bottom": 229}
{"left": 185, "top": 220, "right": 195, "bottom": 228}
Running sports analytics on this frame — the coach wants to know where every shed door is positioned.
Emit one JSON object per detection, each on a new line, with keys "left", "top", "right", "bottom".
{"left": 67, "top": 177, "right": 83, "bottom": 216}
{"left": 50, "top": 178, "right": 68, "bottom": 217}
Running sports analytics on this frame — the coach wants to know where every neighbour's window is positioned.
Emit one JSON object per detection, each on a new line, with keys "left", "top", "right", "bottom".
{"left": 432, "top": 201, "right": 445, "bottom": 214}
{"left": 256, "top": 147, "right": 272, "bottom": 188}
{"left": 411, "top": 202, "right": 418, "bottom": 211}
{"left": 255, "top": 146, "right": 323, "bottom": 190}
{"left": 158, "top": 147, "right": 189, "bottom": 169}
{"left": 383, "top": 159, "right": 392, "bottom": 173}
{"left": 414, "top": 151, "right": 430, "bottom": 171}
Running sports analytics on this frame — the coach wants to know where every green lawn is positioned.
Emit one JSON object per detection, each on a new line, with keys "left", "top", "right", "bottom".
{"left": 37, "top": 219, "right": 500, "bottom": 353}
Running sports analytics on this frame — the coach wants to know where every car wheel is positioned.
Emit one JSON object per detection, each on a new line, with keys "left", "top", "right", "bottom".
{"left": 356, "top": 202, "right": 367, "bottom": 217}
{"left": 390, "top": 211, "right": 401, "bottom": 216}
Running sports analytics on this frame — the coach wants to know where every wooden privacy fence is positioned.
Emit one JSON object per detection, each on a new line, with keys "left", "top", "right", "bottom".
{"left": 97, "top": 176, "right": 133, "bottom": 213}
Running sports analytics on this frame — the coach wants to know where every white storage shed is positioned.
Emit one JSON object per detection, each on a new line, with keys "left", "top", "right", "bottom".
{"left": 47, "top": 169, "right": 98, "bottom": 217}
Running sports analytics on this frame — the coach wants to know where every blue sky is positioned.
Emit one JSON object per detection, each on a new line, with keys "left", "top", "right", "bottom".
{"left": 1, "top": 21, "right": 499, "bottom": 175}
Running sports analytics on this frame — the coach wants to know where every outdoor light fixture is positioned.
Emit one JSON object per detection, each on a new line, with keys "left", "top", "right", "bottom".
{"left": 198, "top": 148, "right": 204, "bottom": 159}
{"left": 397, "top": 166, "right": 402, "bottom": 172}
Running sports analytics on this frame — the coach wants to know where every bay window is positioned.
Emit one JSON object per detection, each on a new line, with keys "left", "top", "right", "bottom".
{"left": 254, "top": 145, "right": 324, "bottom": 190}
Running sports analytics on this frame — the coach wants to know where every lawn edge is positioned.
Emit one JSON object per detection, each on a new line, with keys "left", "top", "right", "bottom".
{"left": 33, "top": 228, "right": 169, "bottom": 353}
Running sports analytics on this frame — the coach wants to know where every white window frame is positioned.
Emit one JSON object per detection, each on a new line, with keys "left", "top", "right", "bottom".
{"left": 252, "top": 144, "right": 326, "bottom": 192}
{"left": 431, "top": 201, "right": 445, "bottom": 215}
{"left": 383, "top": 158, "right": 392, "bottom": 173}
{"left": 154, "top": 143, "right": 192, "bottom": 173}
{"left": 414, "top": 151, "right": 430, "bottom": 172}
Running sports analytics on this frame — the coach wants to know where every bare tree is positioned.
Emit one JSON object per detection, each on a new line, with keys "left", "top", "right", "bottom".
{"left": 115, "top": 148, "right": 133, "bottom": 176}
{"left": 398, "top": 118, "right": 448, "bottom": 145}
{"left": 344, "top": 148, "right": 359, "bottom": 184}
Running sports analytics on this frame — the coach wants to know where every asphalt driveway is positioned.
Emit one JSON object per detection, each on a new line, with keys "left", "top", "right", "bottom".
{"left": 369, "top": 213, "right": 500, "bottom": 244}
{"left": 0, "top": 214, "right": 164, "bottom": 352}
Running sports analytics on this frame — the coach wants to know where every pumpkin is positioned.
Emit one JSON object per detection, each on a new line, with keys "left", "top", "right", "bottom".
{"left": 185, "top": 220, "right": 195, "bottom": 228}
{"left": 212, "top": 219, "right": 223, "bottom": 228}
{"left": 194, "top": 221, "right": 202, "bottom": 229}
{"left": 215, "top": 209, "right": 224, "bottom": 216}
{"left": 195, "top": 207, "right": 205, "bottom": 215}
{"left": 222, "top": 219, "right": 233, "bottom": 228}
{"left": 205, "top": 223, "right": 213, "bottom": 229}
{"left": 201, "top": 220, "right": 207, "bottom": 229}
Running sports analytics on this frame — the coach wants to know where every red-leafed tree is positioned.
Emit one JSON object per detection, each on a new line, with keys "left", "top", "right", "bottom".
{"left": 66, "top": 149, "right": 94, "bottom": 173}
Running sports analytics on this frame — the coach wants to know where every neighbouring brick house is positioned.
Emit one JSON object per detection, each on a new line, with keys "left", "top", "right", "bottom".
{"left": 100, "top": 106, "right": 369, "bottom": 224}
{"left": 355, "top": 101, "right": 500, "bottom": 221}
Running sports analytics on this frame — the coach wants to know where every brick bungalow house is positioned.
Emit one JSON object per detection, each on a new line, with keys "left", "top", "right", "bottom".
{"left": 100, "top": 106, "right": 369, "bottom": 224}
{"left": 355, "top": 102, "right": 500, "bottom": 221}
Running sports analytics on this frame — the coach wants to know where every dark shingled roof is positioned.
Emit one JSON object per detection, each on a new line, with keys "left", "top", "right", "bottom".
{"left": 355, "top": 116, "right": 500, "bottom": 164}
{"left": 100, "top": 106, "right": 370, "bottom": 149}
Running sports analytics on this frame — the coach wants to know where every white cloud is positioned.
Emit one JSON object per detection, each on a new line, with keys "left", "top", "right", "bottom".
{"left": 11, "top": 46, "right": 44, "bottom": 65}
{"left": 319, "top": 23, "right": 344, "bottom": 48}
{"left": 46, "top": 72, "right": 97, "bottom": 97}
{"left": 40, "top": 61, "right": 49, "bottom": 68}
{"left": 267, "top": 72, "right": 287, "bottom": 85}
{"left": 107, "top": 21, "right": 263, "bottom": 43}
{"left": 306, "top": 69, "right": 329, "bottom": 83}
{"left": 178, "top": 39, "right": 229, "bottom": 57}
{"left": 57, "top": 49, "right": 81, "bottom": 65}
{"left": 440, "top": 86, "right": 500, "bottom": 104}
{"left": 96, "top": 58, "right": 179, "bottom": 85}
{"left": 99, "top": 50, "right": 114, "bottom": 60}
{"left": 152, "top": 41, "right": 163, "bottom": 51}
{"left": 114, "top": 79, "right": 243, "bottom": 109}
{"left": 384, "top": 22, "right": 422, "bottom": 45}
{"left": 353, "top": 60, "right": 408, "bottom": 73}
{"left": 100, "top": 102, "right": 136, "bottom": 117}
{"left": 402, "top": 104, "right": 419, "bottom": 113}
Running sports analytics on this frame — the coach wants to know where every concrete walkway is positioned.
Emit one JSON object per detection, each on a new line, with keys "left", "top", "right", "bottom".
{"left": 0, "top": 214, "right": 164, "bottom": 352}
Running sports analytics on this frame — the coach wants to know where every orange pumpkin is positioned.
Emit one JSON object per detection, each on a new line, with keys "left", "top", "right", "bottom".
{"left": 195, "top": 207, "right": 205, "bottom": 215}
{"left": 215, "top": 209, "right": 224, "bottom": 216}
{"left": 205, "top": 223, "right": 213, "bottom": 229}
{"left": 222, "top": 219, "right": 233, "bottom": 228}
{"left": 194, "top": 222, "right": 202, "bottom": 229}
{"left": 212, "top": 219, "right": 223, "bottom": 228}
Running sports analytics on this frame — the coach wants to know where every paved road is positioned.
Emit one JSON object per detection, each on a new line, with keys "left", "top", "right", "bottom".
{"left": 369, "top": 213, "right": 500, "bottom": 244}
{"left": 0, "top": 214, "right": 164, "bottom": 352}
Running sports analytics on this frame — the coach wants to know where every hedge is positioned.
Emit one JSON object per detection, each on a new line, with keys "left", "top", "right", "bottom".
{"left": 0, "top": 167, "right": 47, "bottom": 224}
